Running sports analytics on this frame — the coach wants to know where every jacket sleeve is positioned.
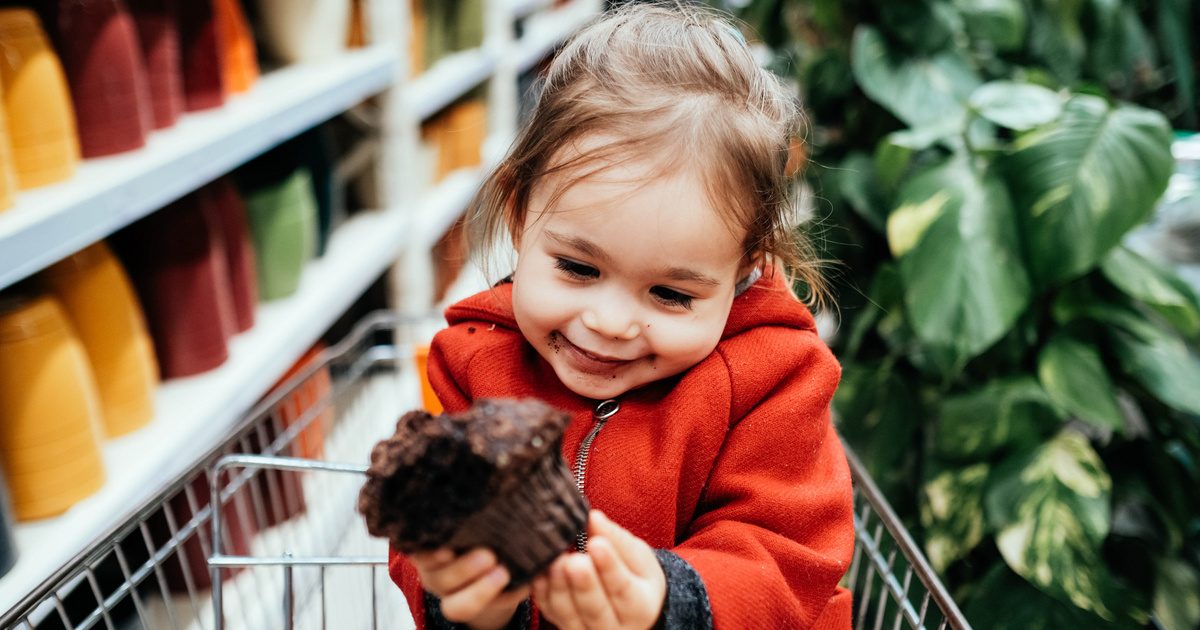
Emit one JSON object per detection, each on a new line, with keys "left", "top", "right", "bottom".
{"left": 671, "top": 333, "right": 855, "bottom": 629}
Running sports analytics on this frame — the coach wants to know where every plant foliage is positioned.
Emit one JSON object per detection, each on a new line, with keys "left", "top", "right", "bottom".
{"left": 734, "top": 0, "right": 1200, "bottom": 626}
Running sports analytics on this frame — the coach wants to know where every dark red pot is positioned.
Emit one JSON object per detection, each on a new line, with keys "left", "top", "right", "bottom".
{"left": 175, "top": 0, "right": 225, "bottom": 111}
{"left": 113, "top": 193, "right": 235, "bottom": 379}
{"left": 127, "top": 0, "right": 185, "bottom": 129}
{"left": 55, "top": 0, "right": 152, "bottom": 157}
{"left": 204, "top": 177, "right": 257, "bottom": 333}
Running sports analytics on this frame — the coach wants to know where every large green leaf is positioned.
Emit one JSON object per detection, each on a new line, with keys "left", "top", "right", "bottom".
{"left": 986, "top": 431, "right": 1118, "bottom": 619}
{"left": 964, "top": 564, "right": 1135, "bottom": 630}
{"left": 1006, "top": 96, "right": 1174, "bottom": 287}
{"left": 1051, "top": 299, "right": 1200, "bottom": 414}
{"left": 954, "top": 0, "right": 1026, "bottom": 51}
{"left": 1037, "top": 333, "right": 1125, "bottom": 432}
{"left": 1101, "top": 246, "right": 1200, "bottom": 338}
{"left": 1108, "top": 320, "right": 1200, "bottom": 416}
{"left": 935, "top": 377, "right": 1063, "bottom": 461}
{"left": 1154, "top": 558, "right": 1200, "bottom": 630}
{"left": 921, "top": 462, "right": 989, "bottom": 572}
{"left": 969, "top": 82, "right": 1063, "bottom": 130}
{"left": 851, "top": 26, "right": 981, "bottom": 129}
{"left": 888, "top": 156, "right": 1031, "bottom": 359}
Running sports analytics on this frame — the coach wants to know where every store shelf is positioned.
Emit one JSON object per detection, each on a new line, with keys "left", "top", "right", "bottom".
{"left": 0, "top": 204, "right": 413, "bottom": 617}
{"left": 510, "top": 0, "right": 556, "bottom": 19}
{"left": 407, "top": 48, "right": 499, "bottom": 121}
{"left": 516, "top": 0, "right": 601, "bottom": 73}
{"left": 415, "top": 168, "right": 488, "bottom": 250}
{"left": 0, "top": 46, "right": 398, "bottom": 292}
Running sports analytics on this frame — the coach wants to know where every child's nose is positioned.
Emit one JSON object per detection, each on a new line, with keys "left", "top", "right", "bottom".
{"left": 581, "top": 307, "right": 641, "bottom": 341}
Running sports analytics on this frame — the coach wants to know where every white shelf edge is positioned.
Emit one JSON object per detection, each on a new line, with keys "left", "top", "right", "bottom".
{"left": 0, "top": 205, "right": 413, "bottom": 619}
{"left": 516, "top": 0, "right": 601, "bottom": 73}
{"left": 407, "top": 49, "right": 500, "bottom": 121}
{"left": 0, "top": 46, "right": 398, "bottom": 292}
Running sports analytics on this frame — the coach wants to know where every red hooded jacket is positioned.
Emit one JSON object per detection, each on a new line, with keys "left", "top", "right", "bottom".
{"left": 389, "top": 272, "right": 855, "bottom": 629}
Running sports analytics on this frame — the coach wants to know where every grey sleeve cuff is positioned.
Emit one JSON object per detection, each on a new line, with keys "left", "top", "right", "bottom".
{"left": 653, "top": 549, "right": 714, "bottom": 630}
{"left": 422, "top": 592, "right": 532, "bottom": 630}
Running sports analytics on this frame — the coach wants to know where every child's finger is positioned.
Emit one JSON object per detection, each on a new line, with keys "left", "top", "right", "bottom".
{"left": 541, "top": 558, "right": 584, "bottom": 630}
{"left": 587, "top": 535, "right": 636, "bottom": 608}
{"left": 416, "top": 548, "right": 498, "bottom": 596}
{"left": 408, "top": 548, "right": 455, "bottom": 571}
{"left": 590, "top": 511, "right": 659, "bottom": 577}
{"left": 436, "top": 565, "right": 511, "bottom": 623}
{"left": 562, "top": 554, "right": 621, "bottom": 629}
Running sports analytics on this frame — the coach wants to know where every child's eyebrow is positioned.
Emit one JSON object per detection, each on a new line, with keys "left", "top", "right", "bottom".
{"left": 544, "top": 229, "right": 722, "bottom": 287}
{"left": 545, "top": 230, "right": 613, "bottom": 264}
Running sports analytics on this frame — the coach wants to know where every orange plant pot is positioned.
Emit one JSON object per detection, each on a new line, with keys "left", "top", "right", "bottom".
{"left": 0, "top": 8, "right": 80, "bottom": 189}
{"left": 0, "top": 88, "right": 17, "bottom": 211}
{"left": 0, "top": 294, "right": 106, "bottom": 521}
{"left": 214, "top": 0, "right": 257, "bottom": 93}
{"left": 43, "top": 242, "right": 159, "bottom": 438}
{"left": 413, "top": 343, "right": 442, "bottom": 415}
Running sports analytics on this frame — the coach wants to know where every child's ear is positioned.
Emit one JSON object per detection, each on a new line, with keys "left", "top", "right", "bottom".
{"left": 739, "top": 251, "right": 764, "bottom": 279}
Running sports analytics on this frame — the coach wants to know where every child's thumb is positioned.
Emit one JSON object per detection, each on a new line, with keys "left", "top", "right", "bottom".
{"left": 589, "top": 510, "right": 658, "bottom": 575}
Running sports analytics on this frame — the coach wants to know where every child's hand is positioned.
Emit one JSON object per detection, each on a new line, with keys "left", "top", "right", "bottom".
{"left": 409, "top": 547, "right": 529, "bottom": 630}
{"left": 532, "top": 511, "right": 666, "bottom": 630}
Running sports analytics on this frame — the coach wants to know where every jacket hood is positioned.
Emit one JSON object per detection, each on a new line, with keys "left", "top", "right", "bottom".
{"left": 442, "top": 270, "right": 817, "bottom": 340}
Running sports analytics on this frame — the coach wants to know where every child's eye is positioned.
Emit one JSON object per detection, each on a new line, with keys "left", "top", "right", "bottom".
{"left": 650, "top": 286, "right": 694, "bottom": 310}
{"left": 554, "top": 258, "right": 599, "bottom": 280}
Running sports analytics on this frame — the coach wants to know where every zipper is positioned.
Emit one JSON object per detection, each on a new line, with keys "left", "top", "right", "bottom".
{"left": 573, "top": 399, "right": 620, "bottom": 551}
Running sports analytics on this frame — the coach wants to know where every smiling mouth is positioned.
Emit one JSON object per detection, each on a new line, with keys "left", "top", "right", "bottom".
{"left": 551, "top": 333, "right": 635, "bottom": 370}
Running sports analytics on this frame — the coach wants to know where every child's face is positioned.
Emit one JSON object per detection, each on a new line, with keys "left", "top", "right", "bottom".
{"left": 512, "top": 157, "right": 751, "bottom": 400}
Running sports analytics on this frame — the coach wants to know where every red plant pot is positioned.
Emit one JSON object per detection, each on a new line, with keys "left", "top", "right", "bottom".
{"left": 204, "top": 177, "right": 257, "bottom": 333}
{"left": 127, "top": 0, "right": 184, "bottom": 129}
{"left": 176, "top": 0, "right": 225, "bottom": 112}
{"left": 114, "top": 193, "right": 236, "bottom": 379}
{"left": 56, "top": 0, "right": 152, "bottom": 157}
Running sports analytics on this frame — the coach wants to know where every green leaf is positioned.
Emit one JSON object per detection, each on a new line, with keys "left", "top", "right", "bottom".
{"left": 921, "top": 462, "right": 989, "bottom": 572}
{"left": 879, "top": 0, "right": 960, "bottom": 54}
{"left": 834, "top": 365, "right": 920, "bottom": 496}
{"left": 1028, "top": 0, "right": 1086, "bottom": 83}
{"left": 954, "top": 0, "right": 1026, "bottom": 51}
{"left": 1087, "top": 4, "right": 1157, "bottom": 91}
{"left": 1101, "top": 246, "right": 1200, "bottom": 338}
{"left": 890, "top": 156, "right": 1031, "bottom": 359}
{"left": 1037, "top": 333, "right": 1125, "bottom": 432}
{"left": 935, "top": 377, "right": 1063, "bottom": 461}
{"left": 1154, "top": 558, "right": 1200, "bottom": 630}
{"left": 873, "top": 136, "right": 913, "bottom": 193}
{"left": 851, "top": 26, "right": 982, "bottom": 129}
{"left": 1157, "top": 0, "right": 1196, "bottom": 128}
{"left": 1108, "top": 321, "right": 1200, "bottom": 416}
{"left": 835, "top": 153, "right": 889, "bottom": 232}
{"left": 1006, "top": 96, "right": 1174, "bottom": 287}
{"left": 965, "top": 564, "right": 1135, "bottom": 630}
{"left": 969, "top": 82, "right": 1063, "bottom": 130}
{"left": 986, "top": 431, "right": 1118, "bottom": 619}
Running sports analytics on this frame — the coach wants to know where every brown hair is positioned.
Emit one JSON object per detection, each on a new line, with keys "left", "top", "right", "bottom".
{"left": 468, "top": 1, "right": 827, "bottom": 306}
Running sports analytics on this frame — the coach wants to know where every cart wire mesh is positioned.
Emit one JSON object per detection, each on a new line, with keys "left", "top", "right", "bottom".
{"left": 1, "top": 311, "right": 971, "bottom": 630}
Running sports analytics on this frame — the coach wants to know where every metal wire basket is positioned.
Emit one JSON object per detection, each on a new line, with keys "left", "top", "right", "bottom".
{"left": 0, "top": 312, "right": 971, "bottom": 630}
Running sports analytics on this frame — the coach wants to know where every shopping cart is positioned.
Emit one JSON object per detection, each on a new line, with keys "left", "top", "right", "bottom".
{"left": 1, "top": 312, "right": 971, "bottom": 630}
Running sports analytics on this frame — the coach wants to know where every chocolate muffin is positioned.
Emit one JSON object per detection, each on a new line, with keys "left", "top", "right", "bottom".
{"left": 358, "top": 399, "right": 588, "bottom": 585}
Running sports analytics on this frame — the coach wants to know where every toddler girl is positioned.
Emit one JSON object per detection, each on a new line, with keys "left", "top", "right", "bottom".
{"left": 390, "top": 4, "right": 854, "bottom": 629}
